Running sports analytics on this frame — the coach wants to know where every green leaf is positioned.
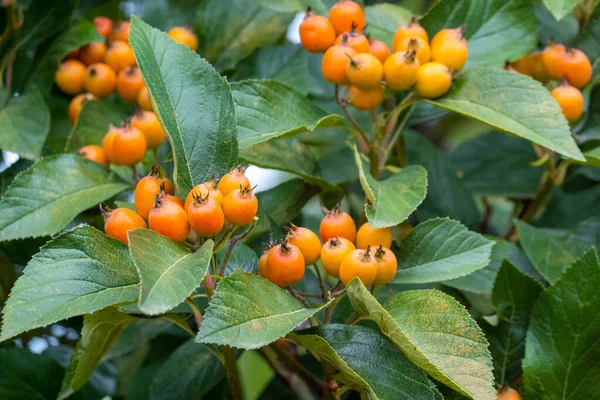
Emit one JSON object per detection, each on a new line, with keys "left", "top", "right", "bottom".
{"left": 232, "top": 79, "right": 343, "bottom": 148}
{"left": 0, "top": 348, "right": 64, "bottom": 399}
{"left": 450, "top": 131, "right": 544, "bottom": 198}
{"left": 576, "top": 6, "right": 600, "bottom": 67}
{"left": 404, "top": 131, "right": 480, "bottom": 229}
{"left": 289, "top": 324, "right": 440, "bottom": 400}
{"left": 65, "top": 100, "right": 130, "bottom": 151}
{"left": 346, "top": 280, "right": 495, "bottom": 400}
{"left": 515, "top": 218, "right": 600, "bottom": 284}
{"left": 421, "top": 0, "right": 536, "bottom": 68}
{"left": 364, "top": 3, "right": 412, "bottom": 47}
{"left": 523, "top": 248, "right": 600, "bottom": 399}
{"left": 255, "top": 0, "right": 329, "bottom": 14}
{"left": 58, "top": 308, "right": 134, "bottom": 400}
{"left": 426, "top": 68, "right": 583, "bottom": 161}
{"left": 353, "top": 146, "right": 427, "bottom": 229}
{"left": 542, "top": 0, "right": 579, "bottom": 21}
{"left": 129, "top": 16, "right": 238, "bottom": 196}
{"left": 0, "top": 159, "right": 33, "bottom": 197}
{"left": 197, "top": 270, "right": 327, "bottom": 349}
{"left": 537, "top": 186, "right": 600, "bottom": 228}
{"left": 484, "top": 261, "right": 543, "bottom": 386}
{"left": 0, "top": 226, "right": 139, "bottom": 341}
{"left": 215, "top": 241, "right": 259, "bottom": 276}
{"left": 196, "top": 0, "right": 295, "bottom": 72}
{"left": 149, "top": 339, "right": 225, "bottom": 399}
{"left": 128, "top": 229, "right": 213, "bottom": 315}
{"left": 393, "top": 218, "right": 494, "bottom": 284}
{"left": 0, "top": 154, "right": 128, "bottom": 241}
{"left": 0, "top": 87, "right": 50, "bottom": 160}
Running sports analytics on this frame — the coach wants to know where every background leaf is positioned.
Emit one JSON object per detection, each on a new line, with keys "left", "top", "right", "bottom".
{"left": 576, "top": 6, "right": 600, "bottom": 67}
{"left": 0, "top": 154, "right": 128, "bottom": 241}
{"left": 0, "top": 226, "right": 139, "bottom": 341}
{"left": 363, "top": 3, "right": 412, "bottom": 47}
{"left": 129, "top": 16, "right": 238, "bottom": 196}
{"left": 215, "top": 241, "right": 259, "bottom": 276}
{"left": 542, "top": 0, "right": 580, "bottom": 21}
{"left": 537, "top": 186, "right": 600, "bottom": 228}
{"left": 65, "top": 100, "right": 130, "bottom": 151}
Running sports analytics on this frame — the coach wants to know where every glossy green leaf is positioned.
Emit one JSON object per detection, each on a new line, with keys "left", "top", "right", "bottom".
{"left": 404, "top": 130, "right": 480, "bottom": 229}
{"left": 196, "top": 0, "right": 295, "bottom": 71}
{"left": 576, "top": 6, "right": 600, "bottom": 67}
{"left": 149, "top": 339, "right": 225, "bottom": 400}
{"left": 515, "top": 218, "right": 600, "bottom": 284}
{"left": 0, "top": 154, "right": 128, "bottom": 241}
{"left": 393, "top": 218, "right": 494, "bottom": 283}
{"left": 421, "top": 0, "right": 536, "bottom": 68}
{"left": 255, "top": 0, "right": 329, "bottom": 14}
{"left": 523, "top": 248, "right": 600, "bottom": 399}
{"left": 537, "top": 186, "right": 600, "bottom": 228}
{"left": 58, "top": 308, "right": 134, "bottom": 399}
{"left": 215, "top": 241, "right": 259, "bottom": 276}
{"left": 129, "top": 16, "right": 238, "bottom": 196}
{"left": 353, "top": 147, "right": 427, "bottom": 229}
{"left": 450, "top": 131, "right": 544, "bottom": 198}
{"left": 232, "top": 79, "right": 343, "bottom": 148}
{"left": 197, "top": 270, "right": 327, "bottom": 349}
{"left": 543, "top": 0, "right": 579, "bottom": 20}
{"left": 289, "top": 324, "right": 440, "bottom": 400}
{"left": 65, "top": 100, "right": 130, "bottom": 151}
{"left": 0, "top": 159, "right": 32, "bottom": 197}
{"left": 0, "top": 87, "right": 50, "bottom": 160}
{"left": 426, "top": 68, "right": 584, "bottom": 161}
{"left": 128, "top": 229, "right": 213, "bottom": 315}
{"left": 0, "top": 226, "right": 139, "bottom": 341}
{"left": 364, "top": 3, "right": 412, "bottom": 46}
{"left": 346, "top": 280, "right": 495, "bottom": 400}
{"left": 484, "top": 261, "right": 543, "bottom": 386}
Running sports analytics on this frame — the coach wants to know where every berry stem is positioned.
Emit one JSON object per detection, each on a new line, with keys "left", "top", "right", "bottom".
{"left": 217, "top": 218, "right": 258, "bottom": 277}
{"left": 313, "top": 264, "right": 327, "bottom": 303}
{"left": 334, "top": 84, "right": 370, "bottom": 151}
{"left": 287, "top": 287, "right": 311, "bottom": 309}
{"left": 185, "top": 297, "right": 203, "bottom": 328}
{"left": 222, "top": 345, "right": 244, "bottom": 400}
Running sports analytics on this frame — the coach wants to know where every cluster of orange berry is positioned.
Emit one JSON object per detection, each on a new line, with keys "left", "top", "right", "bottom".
{"left": 258, "top": 204, "right": 397, "bottom": 289}
{"left": 299, "top": 0, "right": 467, "bottom": 110}
{"left": 102, "top": 165, "right": 258, "bottom": 245}
{"left": 508, "top": 41, "right": 591, "bottom": 122}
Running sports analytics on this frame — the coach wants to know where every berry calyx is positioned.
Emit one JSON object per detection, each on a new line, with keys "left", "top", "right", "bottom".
{"left": 321, "top": 237, "right": 355, "bottom": 278}
{"left": 134, "top": 165, "right": 175, "bottom": 220}
{"left": 266, "top": 240, "right": 306, "bottom": 287}
{"left": 373, "top": 245, "right": 397, "bottom": 285}
{"left": 346, "top": 52, "right": 384, "bottom": 89}
{"left": 148, "top": 195, "right": 189, "bottom": 242}
{"left": 185, "top": 177, "right": 224, "bottom": 211}
{"left": 383, "top": 50, "right": 419, "bottom": 91}
{"left": 319, "top": 203, "right": 357, "bottom": 243}
{"left": 84, "top": 63, "right": 117, "bottom": 98}
{"left": 339, "top": 246, "right": 378, "bottom": 286}
{"left": 222, "top": 185, "right": 258, "bottom": 226}
{"left": 217, "top": 165, "right": 251, "bottom": 196}
{"left": 393, "top": 16, "right": 429, "bottom": 52}
{"left": 334, "top": 24, "right": 369, "bottom": 53}
{"left": 187, "top": 192, "right": 225, "bottom": 237}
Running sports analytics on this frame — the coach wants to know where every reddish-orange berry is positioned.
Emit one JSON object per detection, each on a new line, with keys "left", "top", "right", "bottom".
{"left": 79, "top": 42, "right": 107, "bottom": 66}
{"left": 430, "top": 29, "right": 468, "bottom": 72}
{"left": 286, "top": 224, "right": 321, "bottom": 266}
{"left": 222, "top": 185, "right": 258, "bottom": 226}
{"left": 137, "top": 86, "right": 153, "bottom": 111}
{"left": 397, "top": 37, "right": 430, "bottom": 65}
{"left": 356, "top": 222, "right": 392, "bottom": 249}
{"left": 102, "top": 124, "right": 147, "bottom": 166}
{"left": 159, "top": 182, "right": 184, "bottom": 208}
{"left": 104, "top": 41, "right": 136, "bottom": 73}
{"left": 78, "top": 144, "right": 108, "bottom": 166}
{"left": 346, "top": 84, "right": 384, "bottom": 110}
{"left": 320, "top": 204, "right": 357, "bottom": 243}
{"left": 111, "top": 21, "right": 130, "bottom": 42}
{"left": 187, "top": 193, "right": 225, "bottom": 237}
{"left": 430, "top": 26, "right": 463, "bottom": 49}
{"left": 334, "top": 28, "right": 369, "bottom": 53}
{"left": 266, "top": 241, "right": 305, "bottom": 287}
{"left": 94, "top": 17, "right": 113, "bottom": 38}
{"left": 134, "top": 165, "right": 175, "bottom": 220}
{"left": 149, "top": 196, "right": 189, "bottom": 242}
{"left": 68, "top": 93, "right": 97, "bottom": 124}
{"left": 542, "top": 41, "right": 566, "bottom": 80}
{"left": 130, "top": 110, "right": 166, "bottom": 149}
{"left": 258, "top": 251, "right": 269, "bottom": 278}
{"left": 84, "top": 63, "right": 117, "bottom": 98}
{"left": 185, "top": 178, "right": 224, "bottom": 211}
{"left": 167, "top": 26, "right": 198, "bottom": 51}
{"left": 321, "top": 42, "right": 357, "bottom": 85}
{"left": 393, "top": 16, "right": 429, "bottom": 52}
{"left": 558, "top": 48, "right": 592, "bottom": 88}
{"left": 339, "top": 246, "right": 378, "bottom": 286}
{"left": 368, "top": 38, "right": 391, "bottom": 64}
{"left": 117, "top": 66, "right": 145, "bottom": 103}
{"left": 373, "top": 246, "right": 397, "bottom": 285}
{"left": 321, "top": 237, "right": 355, "bottom": 278}
{"left": 55, "top": 59, "right": 86, "bottom": 95}
{"left": 328, "top": 0, "right": 365, "bottom": 36}
{"left": 346, "top": 53, "right": 383, "bottom": 89}
{"left": 414, "top": 62, "right": 452, "bottom": 98}
{"left": 551, "top": 80, "right": 584, "bottom": 122}
{"left": 217, "top": 165, "right": 251, "bottom": 196}
{"left": 300, "top": 7, "right": 336, "bottom": 53}
{"left": 497, "top": 387, "right": 522, "bottom": 400}
{"left": 384, "top": 50, "right": 419, "bottom": 90}
{"left": 101, "top": 203, "right": 147, "bottom": 243}
{"left": 511, "top": 51, "right": 550, "bottom": 83}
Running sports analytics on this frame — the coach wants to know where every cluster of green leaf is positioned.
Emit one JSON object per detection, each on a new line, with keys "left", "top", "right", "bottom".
{"left": 0, "top": 0, "right": 600, "bottom": 399}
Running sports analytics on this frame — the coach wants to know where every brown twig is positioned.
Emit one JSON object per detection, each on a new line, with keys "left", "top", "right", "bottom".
{"left": 217, "top": 219, "right": 257, "bottom": 277}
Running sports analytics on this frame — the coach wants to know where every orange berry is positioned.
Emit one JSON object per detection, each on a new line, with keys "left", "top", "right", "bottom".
{"left": 397, "top": 37, "right": 430, "bottom": 65}
{"left": 430, "top": 31, "right": 468, "bottom": 72}
{"left": 134, "top": 165, "right": 175, "bottom": 220}
{"left": 117, "top": 66, "right": 145, "bottom": 103}
{"left": 104, "top": 41, "right": 136, "bottom": 73}
{"left": 217, "top": 165, "right": 250, "bottom": 196}
{"left": 299, "top": 7, "right": 336, "bottom": 53}
{"left": 148, "top": 197, "right": 189, "bottom": 243}
{"left": 328, "top": 0, "right": 365, "bottom": 36}
{"left": 111, "top": 21, "right": 130, "bottom": 42}
{"left": 542, "top": 41, "right": 566, "bottom": 80}
{"left": 356, "top": 222, "right": 392, "bottom": 249}
{"left": 430, "top": 27, "right": 463, "bottom": 49}
{"left": 68, "top": 93, "right": 97, "bottom": 124}
{"left": 347, "top": 84, "right": 384, "bottom": 110}
{"left": 384, "top": 50, "right": 419, "bottom": 90}
{"left": 130, "top": 110, "right": 166, "bottom": 149}
{"left": 321, "top": 237, "right": 355, "bottom": 278}
{"left": 55, "top": 59, "right": 86, "bottom": 95}
{"left": 101, "top": 203, "right": 147, "bottom": 243}
{"left": 185, "top": 178, "right": 224, "bottom": 211}
{"left": 167, "top": 26, "right": 199, "bottom": 51}
{"left": 94, "top": 16, "right": 113, "bottom": 39}
{"left": 102, "top": 125, "right": 147, "bottom": 166}
{"left": 558, "top": 48, "right": 592, "bottom": 88}
{"left": 322, "top": 43, "right": 357, "bottom": 85}
{"left": 137, "top": 86, "right": 153, "bottom": 111}
{"left": 334, "top": 29, "right": 369, "bottom": 53}
{"left": 187, "top": 193, "right": 225, "bottom": 237}
{"left": 373, "top": 246, "right": 397, "bottom": 285}
{"left": 339, "top": 247, "right": 378, "bottom": 286}
{"left": 346, "top": 53, "right": 383, "bottom": 89}
{"left": 159, "top": 182, "right": 184, "bottom": 208}
{"left": 497, "top": 387, "right": 522, "bottom": 400}
{"left": 414, "top": 62, "right": 452, "bottom": 98}
{"left": 258, "top": 251, "right": 269, "bottom": 278}
{"left": 319, "top": 204, "right": 357, "bottom": 243}
{"left": 286, "top": 224, "right": 321, "bottom": 266}
{"left": 511, "top": 51, "right": 550, "bottom": 83}
{"left": 84, "top": 63, "right": 116, "bottom": 98}
{"left": 551, "top": 81, "right": 584, "bottom": 122}
{"left": 78, "top": 144, "right": 108, "bottom": 166}
{"left": 79, "top": 42, "right": 107, "bottom": 66}
{"left": 393, "top": 16, "right": 429, "bottom": 51}
{"left": 222, "top": 185, "right": 258, "bottom": 226}
{"left": 266, "top": 241, "right": 305, "bottom": 287}
{"left": 368, "top": 38, "right": 391, "bottom": 64}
